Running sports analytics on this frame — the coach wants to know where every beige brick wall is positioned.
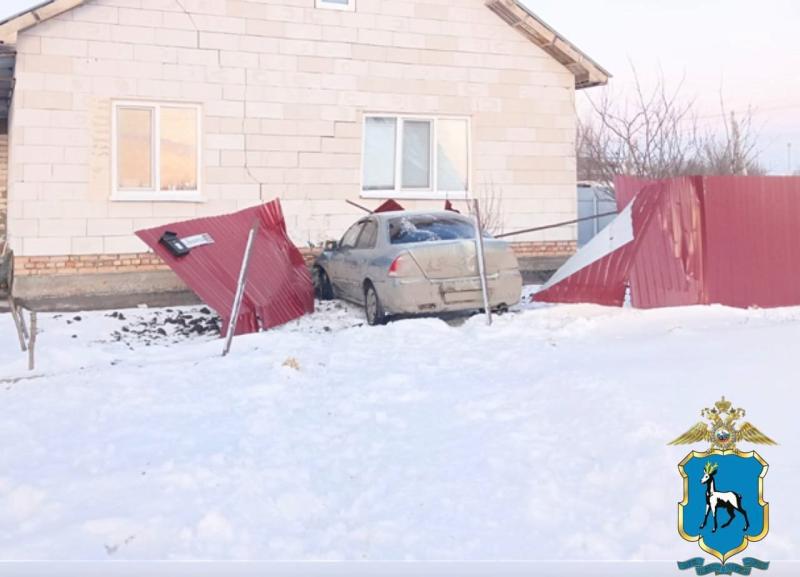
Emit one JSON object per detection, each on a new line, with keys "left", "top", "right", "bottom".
{"left": 7, "top": 0, "right": 579, "bottom": 258}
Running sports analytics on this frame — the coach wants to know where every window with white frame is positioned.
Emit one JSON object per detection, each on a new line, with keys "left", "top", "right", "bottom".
{"left": 362, "top": 115, "right": 470, "bottom": 198}
{"left": 315, "top": 0, "right": 354, "bottom": 11}
{"left": 112, "top": 101, "right": 202, "bottom": 202}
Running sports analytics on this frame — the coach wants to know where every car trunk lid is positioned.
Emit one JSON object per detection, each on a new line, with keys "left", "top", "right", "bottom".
{"left": 406, "top": 239, "right": 517, "bottom": 280}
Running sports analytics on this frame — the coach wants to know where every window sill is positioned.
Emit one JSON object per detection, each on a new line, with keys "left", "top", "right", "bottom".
{"left": 111, "top": 191, "right": 205, "bottom": 203}
{"left": 315, "top": 0, "right": 354, "bottom": 10}
{"left": 360, "top": 190, "right": 469, "bottom": 201}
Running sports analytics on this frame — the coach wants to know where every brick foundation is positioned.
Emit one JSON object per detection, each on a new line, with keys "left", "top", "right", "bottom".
{"left": 15, "top": 253, "right": 169, "bottom": 276}
{"left": 14, "top": 240, "right": 575, "bottom": 279}
{"left": 510, "top": 241, "right": 577, "bottom": 257}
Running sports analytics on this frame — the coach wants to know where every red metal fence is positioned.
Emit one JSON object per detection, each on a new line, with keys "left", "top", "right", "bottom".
{"left": 535, "top": 175, "right": 800, "bottom": 309}
{"left": 136, "top": 200, "right": 314, "bottom": 336}
{"left": 702, "top": 176, "right": 800, "bottom": 308}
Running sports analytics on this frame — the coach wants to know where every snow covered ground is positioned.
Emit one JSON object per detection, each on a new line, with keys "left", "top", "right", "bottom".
{"left": 0, "top": 289, "right": 798, "bottom": 561}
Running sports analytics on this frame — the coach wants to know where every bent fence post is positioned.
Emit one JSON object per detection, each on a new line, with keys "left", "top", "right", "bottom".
{"left": 222, "top": 219, "right": 260, "bottom": 357}
{"left": 472, "top": 199, "right": 492, "bottom": 326}
{"left": 10, "top": 297, "right": 27, "bottom": 352}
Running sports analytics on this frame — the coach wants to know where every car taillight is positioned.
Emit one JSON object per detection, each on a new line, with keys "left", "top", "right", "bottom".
{"left": 388, "top": 256, "right": 401, "bottom": 276}
{"left": 388, "top": 253, "right": 416, "bottom": 277}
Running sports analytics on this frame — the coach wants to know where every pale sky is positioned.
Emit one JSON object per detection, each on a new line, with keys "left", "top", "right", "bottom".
{"left": 524, "top": 0, "right": 800, "bottom": 174}
{"left": 2, "top": 0, "right": 798, "bottom": 173}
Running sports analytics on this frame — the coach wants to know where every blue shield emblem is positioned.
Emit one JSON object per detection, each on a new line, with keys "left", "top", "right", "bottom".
{"left": 678, "top": 449, "right": 769, "bottom": 563}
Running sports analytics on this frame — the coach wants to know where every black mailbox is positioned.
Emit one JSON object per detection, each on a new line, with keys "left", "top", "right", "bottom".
{"left": 159, "top": 231, "right": 190, "bottom": 257}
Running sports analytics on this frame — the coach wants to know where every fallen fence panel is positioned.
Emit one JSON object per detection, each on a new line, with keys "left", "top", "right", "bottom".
{"left": 136, "top": 200, "right": 314, "bottom": 336}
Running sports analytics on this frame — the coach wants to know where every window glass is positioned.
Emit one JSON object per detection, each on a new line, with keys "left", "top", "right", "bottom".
{"left": 436, "top": 119, "right": 468, "bottom": 191}
{"left": 340, "top": 222, "right": 365, "bottom": 248}
{"left": 355, "top": 219, "right": 378, "bottom": 249}
{"left": 363, "top": 117, "right": 396, "bottom": 190}
{"left": 401, "top": 120, "right": 431, "bottom": 189}
{"left": 160, "top": 106, "right": 198, "bottom": 191}
{"left": 361, "top": 116, "right": 471, "bottom": 195}
{"left": 389, "top": 215, "right": 482, "bottom": 245}
{"left": 117, "top": 107, "right": 153, "bottom": 189}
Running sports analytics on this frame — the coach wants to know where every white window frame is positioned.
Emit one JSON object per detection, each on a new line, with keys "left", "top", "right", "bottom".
{"left": 111, "top": 100, "right": 203, "bottom": 203}
{"left": 315, "top": 0, "right": 355, "bottom": 12}
{"left": 360, "top": 113, "right": 471, "bottom": 200}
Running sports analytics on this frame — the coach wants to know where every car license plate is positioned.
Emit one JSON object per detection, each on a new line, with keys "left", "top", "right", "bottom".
{"left": 440, "top": 278, "right": 481, "bottom": 293}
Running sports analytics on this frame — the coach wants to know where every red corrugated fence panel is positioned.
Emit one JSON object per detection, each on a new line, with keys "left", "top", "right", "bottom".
{"left": 703, "top": 176, "right": 800, "bottom": 308}
{"left": 614, "top": 176, "right": 654, "bottom": 211}
{"left": 534, "top": 180, "right": 665, "bottom": 306}
{"left": 136, "top": 200, "right": 314, "bottom": 336}
{"left": 374, "top": 199, "right": 404, "bottom": 212}
{"left": 533, "top": 244, "right": 634, "bottom": 306}
{"left": 626, "top": 177, "right": 706, "bottom": 308}
{"left": 538, "top": 175, "right": 800, "bottom": 310}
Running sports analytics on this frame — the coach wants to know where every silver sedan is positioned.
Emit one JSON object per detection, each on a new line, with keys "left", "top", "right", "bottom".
{"left": 313, "top": 211, "right": 522, "bottom": 325}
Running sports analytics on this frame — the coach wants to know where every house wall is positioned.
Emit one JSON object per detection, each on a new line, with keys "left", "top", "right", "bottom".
{"left": 0, "top": 129, "right": 7, "bottom": 241}
{"left": 7, "top": 0, "right": 579, "bottom": 295}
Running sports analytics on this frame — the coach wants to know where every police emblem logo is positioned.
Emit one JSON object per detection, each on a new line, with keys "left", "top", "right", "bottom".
{"left": 670, "top": 397, "right": 776, "bottom": 575}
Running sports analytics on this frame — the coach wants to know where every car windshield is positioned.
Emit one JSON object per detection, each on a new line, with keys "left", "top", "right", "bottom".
{"left": 388, "top": 215, "right": 484, "bottom": 245}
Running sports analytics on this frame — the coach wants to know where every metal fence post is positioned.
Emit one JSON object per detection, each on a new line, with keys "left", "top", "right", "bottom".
{"left": 27, "top": 311, "right": 37, "bottom": 371}
{"left": 222, "top": 219, "right": 260, "bottom": 356}
{"left": 472, "top": 199, "right": 492, "bottom": 326}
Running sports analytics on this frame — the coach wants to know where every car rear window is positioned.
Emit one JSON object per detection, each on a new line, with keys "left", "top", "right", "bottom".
{"left": 388, "top": 215, "right": 479, "bottom": 245}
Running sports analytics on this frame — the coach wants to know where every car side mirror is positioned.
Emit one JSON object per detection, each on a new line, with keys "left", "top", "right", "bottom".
{"left": 324, "top": 240, "right": 339, "bottom": 251}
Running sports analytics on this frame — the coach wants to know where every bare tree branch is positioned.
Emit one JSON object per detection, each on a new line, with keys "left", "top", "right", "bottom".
{"left": 577, "top": 66, "right": 765, "bottom": 195}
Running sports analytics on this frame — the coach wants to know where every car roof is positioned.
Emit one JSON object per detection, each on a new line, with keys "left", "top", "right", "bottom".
{"left": 367, "top": 210, "right": 471, "bottom": 221}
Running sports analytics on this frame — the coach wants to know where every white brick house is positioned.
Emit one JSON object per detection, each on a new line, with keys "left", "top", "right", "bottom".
{"left": 0, "top": 0, "right": 608, "bottom": 300}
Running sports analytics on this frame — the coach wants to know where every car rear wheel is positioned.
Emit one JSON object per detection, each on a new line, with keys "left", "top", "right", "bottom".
{"left": 364, "top": 283, "right": 387, "bottom": 326}
{"left": 313, "top": 267, "right": 334, "bottom": 300}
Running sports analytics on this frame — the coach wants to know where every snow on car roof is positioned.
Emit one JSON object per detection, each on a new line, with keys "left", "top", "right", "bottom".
{"left": 371, "top": 210, "right": 471, "bottom": 220}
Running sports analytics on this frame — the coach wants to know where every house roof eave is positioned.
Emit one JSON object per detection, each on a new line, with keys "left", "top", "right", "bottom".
{"left": 485, "top": 0, "right": 611, "bottom": 90}
{"left": 0, "top": 0, "right": 85, "bottom": 45}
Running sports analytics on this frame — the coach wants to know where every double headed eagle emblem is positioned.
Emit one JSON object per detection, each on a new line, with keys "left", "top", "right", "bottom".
{"left": 669, "top": 396, "right": 777, "bottom": 450}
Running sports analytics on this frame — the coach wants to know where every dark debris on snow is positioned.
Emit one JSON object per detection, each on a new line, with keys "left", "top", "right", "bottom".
{"left": 100, "top": 307, "right": 222, "bottom": 349}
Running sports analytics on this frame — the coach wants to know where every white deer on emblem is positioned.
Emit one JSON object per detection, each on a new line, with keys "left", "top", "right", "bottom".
{"left": 699, "top": 461, "right": 750, "bottom": 533}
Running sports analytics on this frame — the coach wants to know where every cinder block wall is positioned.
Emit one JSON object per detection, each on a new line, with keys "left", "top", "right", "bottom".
{"left": 7, "top": 0, "right": 580, "bottom": 296}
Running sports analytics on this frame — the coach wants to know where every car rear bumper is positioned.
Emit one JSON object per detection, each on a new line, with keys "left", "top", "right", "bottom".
{"left": 376, "top": 270, "right": 523, "bottom": 315}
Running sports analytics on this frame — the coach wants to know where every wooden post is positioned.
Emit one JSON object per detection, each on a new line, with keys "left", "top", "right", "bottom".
{"left": 27, "top": 311, "right": 37, "bottom": 371}
{"left": 222, "top": 219, "right": 260, "bottom": 357}
{"left": 472, "top": 199, "right": 492, "bottom": 326}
